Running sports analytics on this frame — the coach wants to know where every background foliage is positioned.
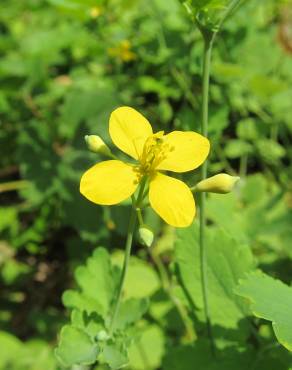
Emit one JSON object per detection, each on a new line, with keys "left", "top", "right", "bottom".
{"left": 0, "top": 0, "right": 292, "bottom": 369}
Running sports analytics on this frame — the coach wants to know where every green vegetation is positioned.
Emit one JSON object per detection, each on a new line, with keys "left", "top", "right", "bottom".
{"left": 1, "top": 0, "right": 292, "bottom": 369}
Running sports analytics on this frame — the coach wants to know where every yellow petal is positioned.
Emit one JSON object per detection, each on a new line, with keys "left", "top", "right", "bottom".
{"left": 156, "top": 131, "right": 210, "bottom": 173}
{"left": 149, "top": 172, "right": 195, "bottom": 227}
{"left": 109, "top": 106, "right": 153, "bottom": 159}
{"left": 80, "top": 160, "right": 138, "bottom": 205}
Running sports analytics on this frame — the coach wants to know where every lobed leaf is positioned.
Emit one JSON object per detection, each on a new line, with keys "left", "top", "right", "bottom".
{"left": 235, "top": 271, "right": 292, "bottom": 351}
{"left": 103, "top": 342, "right": 129, "bottom": 370}
{"left": 63, "top": 247, "right": 119, "bottom": 318}
{"left": 55, "top": 325, "right": 99, "bottom": 367}
{"left": 175, "top": 223, "right": 255, "bottom": 337}
{"left": 113, "top": 298, "right": 149, "bottom": 332}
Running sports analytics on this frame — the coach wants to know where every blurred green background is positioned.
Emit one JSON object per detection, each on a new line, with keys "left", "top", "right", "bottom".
{"left": 0, "top": 0, "right": 292, "bottom": 369}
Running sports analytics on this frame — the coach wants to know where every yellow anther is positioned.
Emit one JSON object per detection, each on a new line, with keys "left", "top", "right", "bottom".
{"left": 138, "top": 131, "right": 174, "bottom": 174}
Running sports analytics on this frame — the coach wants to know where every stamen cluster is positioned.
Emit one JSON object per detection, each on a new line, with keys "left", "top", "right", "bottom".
{"left": 138, "top": 131, "right": 174, "bottom": 174}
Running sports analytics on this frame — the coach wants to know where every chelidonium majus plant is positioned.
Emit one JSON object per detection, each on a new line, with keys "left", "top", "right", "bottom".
{"left": 55, "top": 2, "right": 246, "bottom": 368}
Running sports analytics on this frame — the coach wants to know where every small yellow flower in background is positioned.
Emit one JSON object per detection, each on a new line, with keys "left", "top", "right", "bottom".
{"left": 194, "top": 173, "right": 240, "bottom": 194}
{"left": 54, "top": 75, "right": 73, "bottom": 87}
{"left": 90, "top": 6, "right": 102, "bottom": 18}
{"left": 80, "top": 107, "right": 210, "bottom": 227}
{"left": 108, "top": 40, "right": 137, "bottom": 63}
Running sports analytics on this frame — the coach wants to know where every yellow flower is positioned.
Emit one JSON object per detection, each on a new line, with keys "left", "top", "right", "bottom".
{"left": 80, "top": 107, "right": 210, "bottom": 227}
{"left": 90, "top": 6, "right": 102, "bottom": 18}
{"left": 108, "top": 40, "right": 136, "bottom": 62}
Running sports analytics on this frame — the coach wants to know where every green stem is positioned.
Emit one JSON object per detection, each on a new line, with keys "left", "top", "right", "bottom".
{"left": 194, "top": 0, "right": 243, "bottom": 353}
{"left": 199, "top": 34, "right": 216, "bottom": 354}
{"left": 134, "top": 187, "right": 195, "bottom": 339}
{"left": 108, "top": 178, "right": 147, "bottom": 336}
{"left": 270, "top": 124, "right": 279, "bottom": 142}
{"left": 136, "top": 206, "right": 144, "bottom": 226}
{"left": 149, "top": 248, "right": 196, "bottom": 341}
{"left": 171, "top": 67, "right": 199, "bottom": 109}
{"left": 217, "top": 0, "right": 243, "bottom": 30}
{"left": 239, "top": 152, "right": 248, "bottom": 179}
{"left": 108, "top": 202, "right": 137, "bottom": 336}
{"left": 0, "top": 180, "right": 29, "bottom": 193}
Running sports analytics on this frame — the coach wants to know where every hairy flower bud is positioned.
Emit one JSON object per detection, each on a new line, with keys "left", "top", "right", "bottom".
{"left": 85, "top": 135, "right": 112, "bottom": 157}
{"left": 138, "top": 226, "right": 154, "bottom": 248}
{"left": 194, "top": 174, "right": 240, "bottom": 194}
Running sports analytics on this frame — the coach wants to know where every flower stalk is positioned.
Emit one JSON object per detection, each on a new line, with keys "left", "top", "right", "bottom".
{"left": 108, "top": 177, "right": 147, "bottom": 335}
{"left": 199, "top": 32, "right": 216, "bottom": 354}
{"left": 149, "top": 247, "right": 196, "bottom": 342}
{"left": 196, "top": 0, "right": 244, "bottom": 353}
{"left": 0, "top": 180, "right": 29, "bottom": 194}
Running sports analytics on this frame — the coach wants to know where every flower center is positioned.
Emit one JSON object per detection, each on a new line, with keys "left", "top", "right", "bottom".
{"left": 137, "top": 131, "right": 174, "bottom": 175}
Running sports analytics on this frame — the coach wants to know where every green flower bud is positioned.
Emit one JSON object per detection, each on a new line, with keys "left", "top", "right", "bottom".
{"left": 194, "top": 174, "right": 240, "bottom": 194}
{"left": 96, "top": 330, "right": 109, "bottom": 341}
{"left": 85, "top": 135, "right": 112, "bottom": 157}
{"left": 138, "top": 226, "right": 154, "bottom": 248}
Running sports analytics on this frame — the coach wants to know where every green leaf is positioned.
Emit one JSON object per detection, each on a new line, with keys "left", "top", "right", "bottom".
{"left": 175, "top": 224, "right": 255, "bottom": 336}
{"left": 71, "top": 309, "right": 105, "bottom": 339}
{"left": 0, "top": 331, "right": 22, "bottom": 367}
{"left": 0, "top": 207, "right": 18, "bottom": 235}
{"left": 162, "top": 340, "right": 252, "bottom": 370}
{"left": 128, "top": 325, "right": 165, "bottom": 370}
{"left": 19, "top": 340, "right": 57, "bottom": 370}
{"left": 0, "top": 332, "right": 57, "bottom": 370}
{"left": 113, "top": 298, "right": 149, "bottom": 332}
{"left": 111, "top": 252, "right": 160, "bottom": 299}
{"left": 63, "top": 247, "right": 119, "bottom": 318}
{"left": 55, "top": 325, "right": 99, "bottom": 367}
{"left": 236, "top": 118, "right": 260, "bottom": 141}
{"left": 18, "top": 121, "right": 59, "bottom": 205}
{"left": 60, "top": 88, "right": 116, "bottom": 139}
{"left": 1, "top": 258, "right": 30, "bottom": 285}
{"left": 103, "top": 342, "right": 128, "bottom": 369}
{"left": 180, "top": 0, "right": 230, "bottom": 30}
{"left": 206, "top": 193, "right": 248, "bottom": 243}
{"left": 240, "top": 174, "right": 268, "bottom": 205}
{"left": 58, "top": 248, "right": 151, "bottom": 368}
{"left": 235, "top": 271, "right": 292, "bottom": 351}
{"left": 224, "top": 139, "right": 252, "bottom": 158}
{"left": 256, "top": 139, "right": 286, "bottom": 165}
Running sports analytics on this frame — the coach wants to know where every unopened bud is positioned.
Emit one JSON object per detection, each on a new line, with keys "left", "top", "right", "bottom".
{"left": 194, "top": 174, "right": 240, "bottom": 194}
{"left": 85, "top": 135, "right": 112, "bottom": 157}
{"left": 96, "top": 330, "right": 109, "bottom": 341}
{"left": 138, "top": 226, "right": 154, "bottom": 248}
